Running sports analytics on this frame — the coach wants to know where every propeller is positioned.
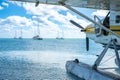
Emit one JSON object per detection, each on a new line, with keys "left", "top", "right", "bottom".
{"left": 70, "top": 20, "right": 89, "bottom": 51}
{"left": 86, "top": 37, "right": 89, "bottom": 51}
{"left": 70, "top": 20, "right": 85, "bottom": 30}
{"left": 35, "top": 1, "right": 40, "bottom": 7}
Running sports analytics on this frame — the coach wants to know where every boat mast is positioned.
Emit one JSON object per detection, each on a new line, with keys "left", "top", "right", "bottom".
{"left": 14, "top": 30, "right": 17, "bottom": 38}
{"left": 19, "top": 27, "right": 22, "bottom": 39}
{"left": 37, "top": 18, "right": 39, "bottom": 36}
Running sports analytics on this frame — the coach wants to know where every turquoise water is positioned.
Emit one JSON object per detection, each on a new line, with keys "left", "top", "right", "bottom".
{"left": 0, "top": 38, "right": 105, "bottom": 80}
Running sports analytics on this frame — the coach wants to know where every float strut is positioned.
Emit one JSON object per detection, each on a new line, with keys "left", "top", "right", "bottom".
{"left": 93, "top": 39, "right": 120, "bottom": 70}
{"left": 92, "top": 40, "right": 112, "bottom": 70}
{"left": 113, "top": 39, "right": 120, "bottom": 67}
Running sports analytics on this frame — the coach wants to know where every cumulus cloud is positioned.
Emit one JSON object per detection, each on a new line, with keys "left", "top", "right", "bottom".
{"left": 1, "top": 16, "right": 32, "bottom": 29}
{"left": 2, "top": 1, "right": 91, "bottom": 38}
{"left": 0, "top": 16, "right": 34, "bottom": 38}
{"left": 2, "top": 2, "right": 9, "bottom": 7}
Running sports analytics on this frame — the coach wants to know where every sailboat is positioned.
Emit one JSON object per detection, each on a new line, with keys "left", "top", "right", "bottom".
{"left": 33, "top": 35, "right": 43, "bottom": 40}
{"left": 56, "top": 31, "right": 64, "bottom": 39}
{"left": 33, "top": 27, "right": 43, "bottom": 40}
{"left": 33, "top": 20, "right": 43, "bottom": 40}
{"left": 14, "top": 30, "right": 17, "bottom": 39}
{"left": 19, "top": 27, "right": 22, "bottom": 39}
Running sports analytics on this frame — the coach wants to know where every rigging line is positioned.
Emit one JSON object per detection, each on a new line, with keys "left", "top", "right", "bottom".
{"left": 99, "top": 55, "right": 116, "bottom": 66}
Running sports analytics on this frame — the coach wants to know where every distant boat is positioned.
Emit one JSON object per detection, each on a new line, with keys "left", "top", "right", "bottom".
{"left": 18, "top": 36, "right": 22, "bottom": 39}
{"left": 33, "top": 35, "right": 43, "bottom": 40}
{"left": 14, "top": 30, "right": 17, "bottom": 39}
{"left": 19, "top": 28, "right": 23, "bottom": 39}
{"left": 33, "top": 17, "right": 43, "bottom": 40}
{"left": 56, "top": 31, "right": 64, "bottom": 40}
{"left": 56, "top": 37, "right": 64, "bottom": 40}
{"left": 33, "top": 27, "right": 43, "bottom": 40}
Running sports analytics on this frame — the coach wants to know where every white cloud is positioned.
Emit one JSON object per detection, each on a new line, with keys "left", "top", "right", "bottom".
{"left": 0, "top": 6, "right": 4, "bottom": 10}
{"left": 2, "top": 2, "right": 91, "bottom": 38}
{"left": 9, "top": 1, "right": 23, "bottom": 7}
{"left": 6, "top": 16, "right": 32, "bottom": 28}
{"left": 0, "top": 16, "right": 34, "bottom": 38}
{"left": 92, "top": 10, "right": 109, "bottom": 17}
{"left": 2, "top": 2, "right": 9, "bottom": 7}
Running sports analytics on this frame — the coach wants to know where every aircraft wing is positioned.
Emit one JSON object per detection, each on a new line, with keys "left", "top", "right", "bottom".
{"left": 10, "top": 0, "right": 109, "bottom": 10}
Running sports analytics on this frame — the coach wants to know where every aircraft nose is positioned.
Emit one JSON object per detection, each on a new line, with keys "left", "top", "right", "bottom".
{"left": 85, "top": 27, "right": 94, "bottom": 34}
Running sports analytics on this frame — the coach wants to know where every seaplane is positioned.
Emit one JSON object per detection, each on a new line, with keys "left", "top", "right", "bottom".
{"left": 9, "top": 0, "right": 120, "bottom": 80}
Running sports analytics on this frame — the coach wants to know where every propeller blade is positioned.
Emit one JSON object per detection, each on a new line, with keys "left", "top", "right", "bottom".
{"left": 86, "top": 37, "right": 89, "bottom": 51}
{"left": 70, "top": 20, "right": 84, "bottom": 30}
{"left": 35, "top": 1, "right": 39, "bottom": 7}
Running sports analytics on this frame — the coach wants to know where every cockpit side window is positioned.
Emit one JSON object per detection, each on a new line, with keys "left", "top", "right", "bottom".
{"left": 116, "top": 15, "right": 120, "bottom": 23}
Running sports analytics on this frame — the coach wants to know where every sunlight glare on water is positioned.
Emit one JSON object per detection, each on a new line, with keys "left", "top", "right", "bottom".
{"left": 0, "top": 38, "right": 115, "bottom": 80}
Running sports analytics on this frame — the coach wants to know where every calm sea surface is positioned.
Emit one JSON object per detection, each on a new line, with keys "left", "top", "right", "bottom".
{"left": 0, "top": 38, "right": 114, "bottom": 80}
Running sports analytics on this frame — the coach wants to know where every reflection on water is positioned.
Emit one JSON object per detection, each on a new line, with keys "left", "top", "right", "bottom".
{"left": 0, "top": 51, "right": 84, "bottom": 80}
{"left": 0, "top": 38, "right": 103, "bottom": 54}
{"left": 0, "top": 39, "right": 115, "bottom": 80}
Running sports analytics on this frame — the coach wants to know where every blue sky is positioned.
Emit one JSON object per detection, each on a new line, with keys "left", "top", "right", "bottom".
{"left": 0, "top": 0, "right": 108, "bottom": 38}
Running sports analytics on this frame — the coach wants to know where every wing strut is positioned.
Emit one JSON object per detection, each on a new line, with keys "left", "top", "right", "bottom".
{"left": 58, "top": 1, "right": 120, "bottom": 38}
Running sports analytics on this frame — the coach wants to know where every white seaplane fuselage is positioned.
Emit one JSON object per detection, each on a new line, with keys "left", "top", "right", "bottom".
{"left": 85, "top": 11, "right": 120, "bottom": 47}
